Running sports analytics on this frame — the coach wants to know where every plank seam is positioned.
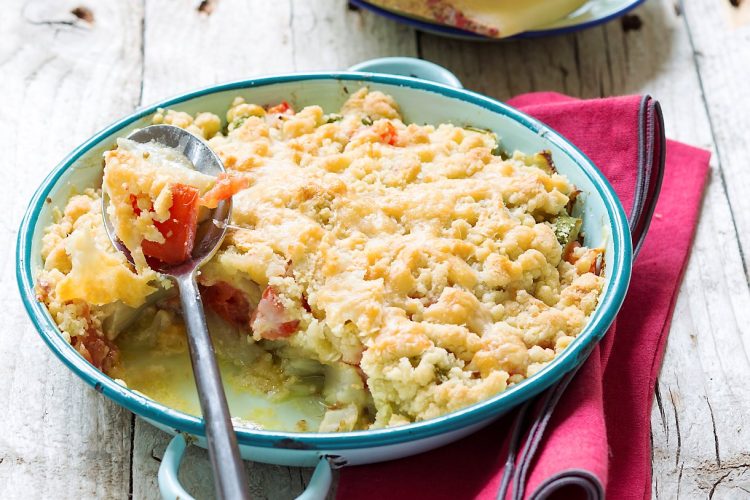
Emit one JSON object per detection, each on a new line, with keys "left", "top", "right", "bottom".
{"left": 128, "top": 415, "right": 135, "bottom": 498}
{"left": 137, "top": 0, "right": 146, "bottom": 107}
{"left": 668, "top": 387, "right": 681, "bottom": 467}
{"left": 289, "top": 0, "right": 297, "bottom": 71}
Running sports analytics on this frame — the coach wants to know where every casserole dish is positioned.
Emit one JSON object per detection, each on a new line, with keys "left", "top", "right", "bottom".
{"left": 17, "top": 58, "right": 645, "bottom": 499}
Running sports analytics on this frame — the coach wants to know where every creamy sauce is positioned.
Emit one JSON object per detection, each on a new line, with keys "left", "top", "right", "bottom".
{"left": 109, "top": 308, "right": 326, "bottom": 432}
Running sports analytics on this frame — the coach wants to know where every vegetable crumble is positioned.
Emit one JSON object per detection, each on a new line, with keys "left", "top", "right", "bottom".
{"left": 37, "top": 88, "right": 604, "bottom": 431}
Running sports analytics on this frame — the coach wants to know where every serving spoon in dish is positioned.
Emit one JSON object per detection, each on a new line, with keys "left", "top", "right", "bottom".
{"left": 102, "top": 125, "right": 251, "bottom": 500}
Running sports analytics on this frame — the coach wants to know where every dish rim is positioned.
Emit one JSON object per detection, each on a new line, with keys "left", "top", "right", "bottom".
{"left": 347, "top": 0, "right": 646, "bottom": 41}
{"left": 16, "top": 71, "right": 632, "bottom": 450}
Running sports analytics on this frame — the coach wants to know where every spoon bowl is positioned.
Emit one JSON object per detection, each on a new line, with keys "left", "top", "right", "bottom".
{"left": 101, "top": 124, "right": 250, "bottom": 500}
{"left": 102, "top": 124, "right": 231, "bottom": 276}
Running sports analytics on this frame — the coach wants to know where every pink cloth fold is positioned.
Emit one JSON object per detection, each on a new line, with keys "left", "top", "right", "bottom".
{"left": 337, "top": 93, "right": 710, "bottom": 500}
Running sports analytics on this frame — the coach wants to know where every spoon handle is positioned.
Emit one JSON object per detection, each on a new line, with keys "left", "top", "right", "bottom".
{"left": 176, "top": 273, "right": 251, "bottom": 500}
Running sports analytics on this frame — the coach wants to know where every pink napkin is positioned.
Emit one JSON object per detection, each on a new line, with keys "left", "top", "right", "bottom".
{"left": 337, "top": 93, "right": 710, "bottom": 500}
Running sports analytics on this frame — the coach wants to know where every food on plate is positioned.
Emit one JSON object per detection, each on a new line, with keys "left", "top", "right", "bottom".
{"left": 366, "top": 0, "right": 588, "bottom": 38}
{"left": 102, "top": 138, "right": 245, "bottom": 268}
{"left": 37, "top": 88, "right": 604, "bottom": 432}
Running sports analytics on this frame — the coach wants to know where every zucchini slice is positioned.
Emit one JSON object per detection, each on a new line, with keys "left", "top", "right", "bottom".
{"left": 554, "top": 214, "right": 582, "bottom": 247}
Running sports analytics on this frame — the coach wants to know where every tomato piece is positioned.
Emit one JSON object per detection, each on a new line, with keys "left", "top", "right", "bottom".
{"left": 251, "top": 286, "right": 299, "bottom": 340}
{"left": 201, "top": 281, "right": 251, "bottom": 327}
{"left": 141, "top": 183, "right": 200, "bottom": 264}
{"left": 72, "top": 330, "right": 118, "bottom": 372}
{"left": 130, "top": 194, "right": 143, "bottom": 216}
{"left": 199, "top": 173, "right": 248, "bottom": 209}
{"left": 265, "top": 320, "right": 299, "bottom": 339}
{"left": 267, "top": 101, "right": 293, "bottom": 114}
{"left": 563, "top": 241, "right": 581, "bottom": 264}
{"left": 379, "top": 122, "right": 398, "bottom": 146}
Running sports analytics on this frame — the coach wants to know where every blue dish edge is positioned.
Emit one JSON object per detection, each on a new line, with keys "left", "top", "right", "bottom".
{"left": 16, "top": 71, "right": 632, "bottom": 450}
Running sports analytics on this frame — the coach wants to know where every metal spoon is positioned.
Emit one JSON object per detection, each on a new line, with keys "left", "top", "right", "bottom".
{"left": 102, "top": 124, "right": 250, "bottom": 500}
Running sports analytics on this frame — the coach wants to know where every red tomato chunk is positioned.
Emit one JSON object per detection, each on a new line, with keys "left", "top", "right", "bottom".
{"left": 137, "top": 184, "right": 200, "bottom": 265}
{"left": 201, "top": 281, "right": 251, "bottom": 327}
{"left": 267, "top": 101, "right": 293, "bottom": 114}
{"left": 199, "top": 173, "right": 248, "bottom": 209}
{"left": 379, "top": 122, "right": 398, "bottom": 146}
{"left": 251, "top": 286, "right": 300, "bottom": 340}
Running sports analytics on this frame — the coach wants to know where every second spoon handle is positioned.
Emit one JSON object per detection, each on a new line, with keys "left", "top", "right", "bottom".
{"left": 176, "top": 273, "right": 250, "bottom": 500}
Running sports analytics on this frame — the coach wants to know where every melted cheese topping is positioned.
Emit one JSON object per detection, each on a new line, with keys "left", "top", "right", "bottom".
{"left": 102, "top": 138, "right": 216, "bottom": 270}
{"left": 38, "top": 88, "right": 604, "bottom": 430}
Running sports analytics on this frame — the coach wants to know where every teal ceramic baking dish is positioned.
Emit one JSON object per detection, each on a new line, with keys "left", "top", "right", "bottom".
{"left": 16, "top": 58, "right": 633, "bottom": 499}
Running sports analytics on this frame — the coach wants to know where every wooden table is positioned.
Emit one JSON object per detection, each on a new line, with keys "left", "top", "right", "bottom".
{"left": 2, "top": 0, "right": 749, "bottom": 498}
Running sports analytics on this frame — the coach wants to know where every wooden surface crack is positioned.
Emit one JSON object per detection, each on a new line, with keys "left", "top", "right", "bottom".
{"left": 705, "top": 395, "right": 721, "bottom": 467}
{"left": 128, "top": 415, "right": 135, "bottom": 499}
{"left": 601, "top": 29, "right": 614, "bottom": 98}
{"left": 288, "top": 0, "right": 297, "bottom": 71}
{"left": 708, "top": 471, "right": 731, "bottom": 499}
{"left": 572, "top": 36, "right": 582, "bottom": 90}
{"left": 23, "top": 56, "right": 54, "bottom": 85}
{"left": 137, "top": 0, "right": 146, "bottom": 107}
{"left": 668, "top": 387, "right": 681, "bottom": 467}
{"left": 654, "top": 384, "right": 668, "bottom": 436}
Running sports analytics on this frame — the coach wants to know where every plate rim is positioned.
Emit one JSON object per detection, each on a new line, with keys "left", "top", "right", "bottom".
{"left": 348, "top": 0, "right": 646, "bottom": 40}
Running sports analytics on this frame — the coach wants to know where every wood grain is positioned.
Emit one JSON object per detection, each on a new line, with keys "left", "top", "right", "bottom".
{"left": 0, "top": 1, "right": 143, "bottom": 499}
{"left": 289, "top": 0, "right": 417, "bottom": 71}
{"left": 682, "top": 0, "right": 750, "bottom": 279}
{"left": 655, "top": 0, "right": 750, "bottom": 496}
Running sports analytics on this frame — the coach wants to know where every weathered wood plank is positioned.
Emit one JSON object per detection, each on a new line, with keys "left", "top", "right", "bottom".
{"left": 680, "top": 1, "right": 750, "bottom": 279}
{"left": 419, "top": 0, "right": 750, "bottom": 497}
{"left": 132, "top": 1, "right": 415, "bottom": 498}
{"left": 139, "top": 0, "right": 292, "bottom": 106}
{"left": 661, "top": 1, "right": 750, "bottom": 496}
{"left": 290, "top": 0, "right": 417, "bottom": 71}
{"left": 139, "top": 0, "right": 416, "bottom": 106}
{"left": 0, "top": 1, "right": 143, "bottom": 499}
